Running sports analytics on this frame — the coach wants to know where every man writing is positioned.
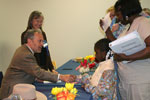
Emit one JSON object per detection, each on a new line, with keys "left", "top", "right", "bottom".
{"left": 0, "top": 29, "right": 75, "bottom": 99}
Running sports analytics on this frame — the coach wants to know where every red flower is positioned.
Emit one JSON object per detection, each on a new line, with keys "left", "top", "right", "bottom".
{"left": 80, "top": 62, "right": 85, "bottom": 66}
{"left": 80, "top": 59, "right": 87, "bottom": 67}
{"left": 84, "top": 59, "right": 87, "bottom": 64}
{"left": 56, "top": 91, "right": 75, "bottom": 100}
{"left": 57, "top": 96, "right": 67, "bottom": 100}
{"left": 88, "top": 63, "right": 96, "bottom": 69}
{"left": 77, "top": 57, "right": 96, "bottom": 71}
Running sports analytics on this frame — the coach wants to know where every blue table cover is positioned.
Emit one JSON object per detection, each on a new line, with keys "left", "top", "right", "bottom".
{"left": 34, "top": 60, "right": 93, "bottom": 100}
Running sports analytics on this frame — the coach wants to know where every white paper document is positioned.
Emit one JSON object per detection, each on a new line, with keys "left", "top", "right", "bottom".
{"left": 102, "top": 12, "right": 112, "bottom": 32}
{"left": 43, "top": 80, "right": 61, "bottom": 84}
{"left": 109, "top": 30, "right": 146, "bottom": 55}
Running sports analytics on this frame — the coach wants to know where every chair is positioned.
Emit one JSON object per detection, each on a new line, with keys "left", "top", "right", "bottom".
{"left": 0, "top": 71, "right": 3, "bottom": 88}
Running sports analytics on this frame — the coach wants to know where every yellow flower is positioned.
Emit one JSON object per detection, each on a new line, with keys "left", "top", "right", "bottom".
{"left": 57, "top": 88, "right": 63, "bottom": 93}
{"left": 51, "top": 87, "right": 60, "bottom": 95}
{"left": 51, "top": 83, "right": 78, "bottom": 100}
{"left": 62, "top": 87, "right": 67, "bottom": 92}
{"left": 65, "top": 83, "right": 74, "bottom": 91}
{"left": 70, "top": 88, "right": 78, "bottom": 95}
{"left": 84, "top": 55, "right": 94, "bottom": 60}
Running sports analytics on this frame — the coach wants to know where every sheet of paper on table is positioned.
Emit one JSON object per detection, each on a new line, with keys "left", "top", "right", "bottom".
{"left": 102, "top": 12, "right": 112, "bottom": 32}
{"left": 109, "top": 30, "right": 146, "bottom": 56}
{"left": 43, "top": 80, "right": 62, "bottom": 84}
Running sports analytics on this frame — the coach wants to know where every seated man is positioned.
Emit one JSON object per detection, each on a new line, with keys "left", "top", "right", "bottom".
{"left": 76, "top": 38, "right": 117, "bottom": 100}
{"left": 0, "top": 29, "right": 75, "bottom": 99}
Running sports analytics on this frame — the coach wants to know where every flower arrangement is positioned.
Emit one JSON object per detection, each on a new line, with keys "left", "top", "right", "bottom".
{"left": 75, "top": 55, "right": 96, "bottom": 74}
{"left": 51, "top": 83, "right": 78, "bottom": 100}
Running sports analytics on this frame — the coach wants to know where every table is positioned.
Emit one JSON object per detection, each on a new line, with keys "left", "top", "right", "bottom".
{"left": 56, "top": 59, "right": 80, "bottom": 75}
{"left": 34, "top": 60, "right": 93, "bottom": 100}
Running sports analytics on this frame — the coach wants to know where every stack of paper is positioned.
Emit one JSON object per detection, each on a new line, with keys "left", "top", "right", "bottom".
{"left": 109, "top": 30, "right": 146, "bottom": 55}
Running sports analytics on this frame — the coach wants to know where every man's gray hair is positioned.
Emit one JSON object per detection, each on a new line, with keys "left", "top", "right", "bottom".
{"left": 24, "top": 29, "right": 42, "bottom": 43}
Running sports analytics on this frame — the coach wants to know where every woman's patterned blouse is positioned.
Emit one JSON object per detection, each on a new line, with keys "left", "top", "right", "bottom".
{"left": 76, "top": 70, "right": 117, "bottom": 100}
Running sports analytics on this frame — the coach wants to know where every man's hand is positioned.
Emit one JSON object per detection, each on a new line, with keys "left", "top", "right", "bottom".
{"left": 59, "top": 74, "right": 76, "bottom": 83}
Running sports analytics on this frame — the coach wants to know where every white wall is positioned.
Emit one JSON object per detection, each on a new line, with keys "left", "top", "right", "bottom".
{"left": 0, "top": 0, "right": 149, "bottom": 73}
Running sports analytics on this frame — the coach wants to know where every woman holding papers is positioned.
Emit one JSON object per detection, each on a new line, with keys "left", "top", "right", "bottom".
{"left": 99, "top": 6, "right": 128, "bottom": 42}
{"left": 113, "top": 0, "right": 150, "bottom": 100}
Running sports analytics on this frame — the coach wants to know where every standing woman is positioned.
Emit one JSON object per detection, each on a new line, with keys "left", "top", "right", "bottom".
{"left": 114, "top": 0, "right": 150, "bottom": 100}
{"left": 21, "top": 11, "right": 57, "bottom": 73}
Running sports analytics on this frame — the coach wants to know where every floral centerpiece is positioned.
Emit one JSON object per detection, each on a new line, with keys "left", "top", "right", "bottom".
{"left": 75, "top": 55, "right": 96, "bottom": 74}
{"left": 51, "top": 83, "right": 78, "bottom": 100}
